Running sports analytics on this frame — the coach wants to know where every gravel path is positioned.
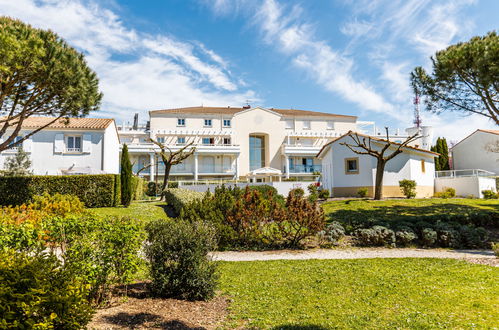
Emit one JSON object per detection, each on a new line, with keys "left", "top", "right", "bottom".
{"left": 211, "top": 248, "right": 496, "bottom": 262}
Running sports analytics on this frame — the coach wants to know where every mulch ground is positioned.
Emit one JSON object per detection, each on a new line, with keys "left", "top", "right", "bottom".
{"left": 88, "top": 283, "right": 229, "bottom": 329}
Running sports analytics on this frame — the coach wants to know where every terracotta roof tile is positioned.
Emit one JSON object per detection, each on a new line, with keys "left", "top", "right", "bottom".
{"left": 150, "top": 106, "right": 357, "bottom": 119}
{"left": 6, "top": 117, "right": 115, "bottom": 130}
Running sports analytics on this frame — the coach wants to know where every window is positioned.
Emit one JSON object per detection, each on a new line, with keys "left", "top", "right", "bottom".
{"left": 421, "top": 159, "right": 426, "bottom": 173}
{"left": 177, "top": 137, "right": 185, "bottom": 145}
{"left": 204, "top": 119, "right": 212, "bottom": 127}
{"left": 66, "top": 135, "right": 82, "bottom": 152}
{"left": 249, "top": 135, "right": 265, "bottom": 170}
{"left": 302, "top": 120, "right": 311, "bottom": 130}
{"left": 327, "top": 121, "right": 334, "bottom": 130}
{"left": 157, "top": 136, "right": 165, "bottom": 143}
{"left": 223, "top": 137, "right": 231, "bottom": 145}
{"left": 202, "top": 137, "right": 214, "bottom": 145}
{"left": 344, "top": 157, "right": 359, "bottom": 174}
{"left": 177, "top": 118, "right": 185, "bottom": 126}
{"left": 285, "top": 120, "right": 293, "bottom": 129}
{"left": 223, "top": 119, "right": 231, "bottom": 127}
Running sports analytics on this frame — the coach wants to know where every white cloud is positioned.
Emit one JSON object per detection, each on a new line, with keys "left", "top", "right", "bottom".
{"left": 0, "top": 0, "right": 256, "bottom": 122}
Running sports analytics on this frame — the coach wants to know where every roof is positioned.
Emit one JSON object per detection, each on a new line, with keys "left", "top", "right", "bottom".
{"left": 317, "top": 131, "right": 439, "bottom": 158}
{"left": 451, "top": 129, "right": 499, "bottom": 150}
{"left": 149, "top": 106, "right": 357, "bottom": 119}
{"left": 6, "top": 117, "right": 115, "bottom": 130}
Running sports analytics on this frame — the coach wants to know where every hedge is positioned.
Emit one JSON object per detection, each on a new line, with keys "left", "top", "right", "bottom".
{"left": 164, "top": 188, "right": 205, "bottom": 214}
{"left": 0, "top": 175, "right": 120, "bottom": 208}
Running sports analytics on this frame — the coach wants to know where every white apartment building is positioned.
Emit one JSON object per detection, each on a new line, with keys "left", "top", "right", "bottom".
{"left": 119, "top": 106, "right": 359, "bottom": 181}
{"left": 0, "top": 117, "right": 120, "bottom": 175}
{"left": 451, "top": 129, "right": 499, "bottom": 175}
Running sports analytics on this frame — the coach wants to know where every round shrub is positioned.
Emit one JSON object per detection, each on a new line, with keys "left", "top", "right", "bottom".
{"left": 318, "top": 189, "right": 330, "bottom": 200}
{"left": 421, "top": 228, "right": 437, "bottom": 247}
{"left": 0, "top": 250, "right": 93, "bottom": 329}
{"left": 482, "top": 189, "right": 498, "bottom": 199}
{"left": 319, "top": 221, "right": 345, "bottom": 244}
{"left": 399, "top": 179, "right": 417, "bottom": 199}
{"left": 357, "top": 187, "right": 368, "bottom": 198}
{"left": 145, "top": 219, "right": 218, "bottom": 301}
{"left": 289, "top": 188, "right": 305, "bottom": 198}
{"left": 355, "top": 226, "right": 395, "bottom": 247}
{"left": 459, "top": 225, "right": 488, "bottom": 248}
{"left": 395, "top": 227, "right": 417, "bottom": 246}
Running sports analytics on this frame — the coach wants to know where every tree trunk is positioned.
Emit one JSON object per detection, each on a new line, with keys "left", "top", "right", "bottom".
{"left": 160, "top": 162, "right": 172, "bottom": 200}
{"left": 374, "top": 159, "right": 386, "bottom": 200}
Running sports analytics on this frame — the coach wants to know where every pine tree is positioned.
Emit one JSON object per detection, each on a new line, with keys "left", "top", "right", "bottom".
{"left": 2, "top": 147, "right": 32, "bottom": 176}
{"left": 431, "top": 137, "right": 450, "bottom": 171}
{"left": 120, "top": 144, "right": 133, "bottom": 207}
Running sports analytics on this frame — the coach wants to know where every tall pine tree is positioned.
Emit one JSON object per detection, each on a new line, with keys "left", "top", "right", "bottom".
{"left": 120, "top": 144, "right": 133, "bottom": 207}
{"left": 431, "top": 137, "right": 450, "bottom": 171}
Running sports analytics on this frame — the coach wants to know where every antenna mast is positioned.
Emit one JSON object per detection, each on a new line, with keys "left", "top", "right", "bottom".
{"left": 413, "top": 91, "right": 422, "bottom": 128}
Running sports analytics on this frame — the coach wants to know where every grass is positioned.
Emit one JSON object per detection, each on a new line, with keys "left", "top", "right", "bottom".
{"left": 219, "top": 258, "right": 499, "bottom": 329}
{"left": 89, "top": 200, "right": 169, "bottom": 222}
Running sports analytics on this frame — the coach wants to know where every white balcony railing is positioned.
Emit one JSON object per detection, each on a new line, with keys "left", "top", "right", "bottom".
{"left": 66, "top": 148, "right": 82, "bottom": 152}
{"left": 435, "top": 169, "right": 496, "bottom": 178}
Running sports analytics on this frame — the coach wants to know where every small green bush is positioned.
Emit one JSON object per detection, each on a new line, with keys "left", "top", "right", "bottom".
{"left": 434, "top": 187, "right": 456, "bottom": 198}
{"left": 421, "top": 228, "right": 437, "bottom": 247}
{"left": 145, "top": 219, "right": 218, "bottom": 300}
{"left": 399, "top": 179, "right": 417, "bottom": 199}
{"left": 355, "top": 226, "right": 395, "bottom": 247}
{"left": 319, "top": 221, "right": 345, "bottom": 244}
{"left": 131, "top": 176, "right": 145, "bottom": 200}
{"left": 492, "top": 242, "right": 499, "bottom": 257}
{"left": 146, "top": 181, "right": 160, "bottom": 196}
{"left": 482, "top": 190, "right": 498, "bottom": 199}
{"left": 0, "top": 250, "right": 93, "bottom": 329}
{"left": 357, "top": 187, "right": 368, "bottom": 198}
{"left": 164, "top": 188, "right": 205, "bottom": 214}
{"left": 395, "top": 227, "right": 417, "bottom": 246}
{"left": 318, "top": 189, "right": 330, "bottom": 199}
{"left": 289, "top": 188, "right": 305, "bottom": 198}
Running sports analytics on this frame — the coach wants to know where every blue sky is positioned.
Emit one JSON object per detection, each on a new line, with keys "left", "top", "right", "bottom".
{"left": 1, "top": 0, "right": 498, "bottom": 142}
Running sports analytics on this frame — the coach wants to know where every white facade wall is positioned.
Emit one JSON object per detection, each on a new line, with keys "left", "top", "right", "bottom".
{"left": 435, "top": 176, "right": 497, "bottom": 198}
{"left": 452, "top": 130, "right": 499, "bottom": 174}
{"left": 103, "top": 122, "right": 120, "bottom": 174}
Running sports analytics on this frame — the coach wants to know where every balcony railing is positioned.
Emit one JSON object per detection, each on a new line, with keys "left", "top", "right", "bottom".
{"left": 287, "top": 165, "right": 322, "bottom": 173}
{"left": 435, "top": 169, "right": 496, "bottom": 178}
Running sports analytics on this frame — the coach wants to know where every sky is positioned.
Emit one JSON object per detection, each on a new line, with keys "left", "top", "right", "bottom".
{"left": 1, "top": 0, "right": 498, "bottom": 143}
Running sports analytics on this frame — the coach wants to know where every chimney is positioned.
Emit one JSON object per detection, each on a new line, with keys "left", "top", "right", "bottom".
{"left": 133, "top": 113, "right": 138, "bottom": 130}
{"left": 243, "top": 104, "right": 251, "bottom": 109}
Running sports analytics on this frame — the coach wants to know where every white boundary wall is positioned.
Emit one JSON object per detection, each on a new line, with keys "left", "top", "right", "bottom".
{"left": 435, "top": 176, "right": 496, "bottom": 198}
{"left": 179, "top": 181, "right": 313, "bottom": 196}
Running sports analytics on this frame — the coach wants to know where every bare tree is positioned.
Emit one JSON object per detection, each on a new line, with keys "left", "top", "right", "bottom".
{"left": 340, "top": 129, "right": 420, "bottom": 200}
{"left": 150, "top": 138, "right": 196, "bottom": 198}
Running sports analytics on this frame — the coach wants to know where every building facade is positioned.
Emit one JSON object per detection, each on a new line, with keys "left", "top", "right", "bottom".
{"left": 120, "top": 106, "right": 359, "bottom": 181}
{"left": 451, "top": 129, "right": 499, "bottom": 175}
{"left": 0, "top": 117, "right": 120, "bottom": 175}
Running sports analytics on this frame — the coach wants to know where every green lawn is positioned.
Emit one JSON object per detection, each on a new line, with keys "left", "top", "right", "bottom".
{"left": 219, "top": 259, "right": 499, "bottom": 329}
{"left": 89, "top": 200, "right": 168, "bottom": 222}
{"left": 322, "top": 198, "right": 498, "bottom": 223}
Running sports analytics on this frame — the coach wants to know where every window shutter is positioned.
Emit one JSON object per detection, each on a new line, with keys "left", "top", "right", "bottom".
{"left": 54, "top": 134, "right": 64, "bottom": 153}
{"left": 23, "top": 137, "right": 32, "bottom": 152}
{"left": 82, "top": 134, "right": 92, "bottom": 153}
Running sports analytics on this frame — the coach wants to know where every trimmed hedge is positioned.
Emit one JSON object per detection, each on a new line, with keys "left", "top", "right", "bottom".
{"left": 0, "top": 175, "right": 120, "bottom": 208}
{"left": 164, "top": 188, "right": 205, "bottom": 215}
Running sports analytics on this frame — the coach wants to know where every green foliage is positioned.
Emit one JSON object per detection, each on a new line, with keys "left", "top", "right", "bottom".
{"left": 355, "top": 225, "right": 395, "bottom": 247}
{"left": 120, "top": 144, "right": 133, "bottom": 207}
{"left": 2, "top": 147, "right": 32, "bottom": 176}
{"left": 289, "top": 187, "right": 305, "bottom": 198}
{"left": 90, "top": 201, "right": 168, "bottom": 223}
{"left": 307, "top": 183, "right": 319, "bottom": 203}
{"left": 145, "top": 219, "right": 218, "bottom": 300}
{"left": 318, "top": 188, "right": 330, "bottom": 199}
{"left": 0, "top": 17, "right": 102, "bottom": 153}
{"left": 319, "top": 221, "right": 345, "bottom": 245}
{"left": 357, "top": 187, "right": 369, "bottom": 198}
{"left": 431, "top": 137, "right": 450, "bottom": 171}
{"left": 482, "top": 189, "right": 498, "bottom": 199}
{"left": 435, "top": 187, "right": 456, "bottom": 198}
{"left": 0, "top": 250, "right": 93, "bottom": 329}
{"left": 421, "top": 228, "right": 437, "bottom": 247}
{"left": 130, "top": 175, "right": 144, "bottom": 200}
{"left": 399, "top": 179, "right": 417, "bottom": 199}
{"left": 395, "top": 228, "right": 417, "bottom": 246}
{"left": 0, "top": 174, "right": 120, "bottom": 207}
{"left": 164, "top": 188, "right": 205, "bottom": 214}
{"left": 411, "top": 31, "right": 499, "bottom": 125}
{"left": 219, "top": 259, "right": 499, "bottom": 329}
{"left": 492, "top": 242, "right": 499, "bottom": 257}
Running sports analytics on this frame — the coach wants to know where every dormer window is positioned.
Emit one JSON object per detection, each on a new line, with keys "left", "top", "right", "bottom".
{"left": 204, "top": 119, "right": 212, "bottom": 127}
{"left": 177, "top": 118, "right": 186, "bottom": 126}
{"left": 66, "top": 135, "right": 82, "bottom": 152}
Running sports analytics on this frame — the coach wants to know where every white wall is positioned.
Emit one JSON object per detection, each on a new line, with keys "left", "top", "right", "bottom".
{"left": 103, "top": 122, "right": 120, "bottom": 174}
{"left": 435, "top": 176, "right": 497, "bottom": 198}
{"left": 452, "top": 131, "right": 499, "bottom": 174}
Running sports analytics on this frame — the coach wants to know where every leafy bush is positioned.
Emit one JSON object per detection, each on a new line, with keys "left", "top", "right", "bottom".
{"left": 0, "top": 174, "right": 120, "bottom": 207}
{"left": 355, "top": 226, "right": 395, "bottom": 247}
{"left": 319, "top": 221, "right": 345, "bottom": 245}
{"left": 482, "top": 190, "right": 498, "bottom": 199}
{"left": 395, "top": 227, "right": 417, "bottom": 246}
{"left": 131, "top": 176, "right": 145, "bottom": 200}
{"left": 145, "top": 219, "right": 218, "bottom": 301}
{"left": 357, "top": 187, "right": 368, "bottom": 198}
{"left": 421, "top": 228, "right": 437, "bottom": 247}
{"left": 0, "top": 250, "right": 93, "bottom": 329}
{"left": 399, "top": 179, "right": 417, "bottom": 199}
{"left": 492, "top": 242, "right": 499, "bottom": 257}
{"left": 458, "top": 225, "right": 488, "bottom": 248}
{"left": 146, "top": 181, "right": 160, "bottom": 196}
{"left": 289, "top": 188, "right": 305, "bottom": 198}
{"left": 434, "top": 187, "right": 456, "bottom": 198}
{"left": 164, "top": 188, "right": 205, "bottom": 214}
{"left": 30, "top": 192, "right": 85, "bottom": 217}
{"left": 318, "top": 189, "right": 330, "bottom": 199}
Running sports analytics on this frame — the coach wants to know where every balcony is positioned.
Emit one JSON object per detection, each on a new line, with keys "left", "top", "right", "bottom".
{"left": 282, "top": 143, "right": 322, "bottom": 156}
{"left": 123, "top": 143, "right": 240, "bottom": 155}
{"left": 287, "top": 164, "right": 322, "bottom": 174}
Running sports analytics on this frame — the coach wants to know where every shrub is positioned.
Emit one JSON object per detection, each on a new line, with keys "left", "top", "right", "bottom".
{"left": 395, "top": 227, "right": 417, "bottom": 246}
{"left": 131, "top": 176, "right": 145, "bottom": 200}
{"left": 0, "top": 174, "right": 120, "bottom": 207}
{"left": 421, "top": 228, "right": 437, "bottom": 247}
{"left": 319, "top": 221, "right": 345, "bottom": 245}
{"left": 120, "top": 144, "right": 133, "bottom": 207}
{"left": 30, "top": 192, "right": 85, "bottom": 217}
{"left": 355, "top": 226, "right": 395, "bottom": 247}
{"left": 399, "top": 179, "right": 417, "bottom": 199}
{"left": 0, "top": 250, "right": 93, "bottom": 329}
{"left": 482, "top": 189, "right": 498, "bottom": 199}
{"left": 318, "top": 189, "right": 330, "bottom": 199}
{"left": 289, "top": 188, "right": 305, "bottom": 198}
{"left": 145, "top": 219, "right": 218, "bottom": 300}
{"left": 164, "top": 188, "right": 205, "bottom": 214}
{"left": 357, "top": 187, "right": 368, "bottom": 198}
{"left": 434, "top": 187, "right": 456, "bottom": 198}
{"left": 146, "top": 181, "right": 160, "bottom": 196}
{"left": 458, "top": 225, "right": 488, "bottom": 248}
{"left": 492, "top": 242, "right": 499, "bottom": 257}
